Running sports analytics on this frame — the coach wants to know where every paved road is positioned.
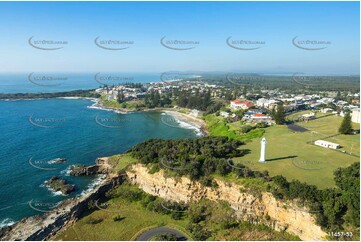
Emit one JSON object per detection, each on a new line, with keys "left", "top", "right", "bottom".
{"left": 136, "top": 227, "right": 188, "bottom": 241}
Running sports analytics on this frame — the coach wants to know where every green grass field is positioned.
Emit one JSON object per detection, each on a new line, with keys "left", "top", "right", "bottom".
{"left": 54, "top": 198, "right": 190, "bottom": 241}
{"left": 233, "top": 112, "right": 360, "bottom": 189}
{"left": 108, "top": 153, "right": 138, "bottom": 173}
{"left": 100, "top": 95, "right": 145, "bottom": 110}
{"left": 203, "top": 114, "right": 264, "bottom": 142}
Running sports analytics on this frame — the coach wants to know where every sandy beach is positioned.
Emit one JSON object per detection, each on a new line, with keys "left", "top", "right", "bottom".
{"left": 161, "top": 110, "right": 208, "bottom": 136}
{"left": 92, "top": 98, "right": 209, "bottom": 136}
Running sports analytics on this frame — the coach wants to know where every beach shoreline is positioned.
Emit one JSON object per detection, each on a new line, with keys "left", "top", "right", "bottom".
{"left": 91, "top": 98, "right": 209, "bottom": 136}
{"left": 161, "top": 110, "right": 208, "bottom": 136}
{"left": 1, "top": 95, "right": 209, "bottom": 136}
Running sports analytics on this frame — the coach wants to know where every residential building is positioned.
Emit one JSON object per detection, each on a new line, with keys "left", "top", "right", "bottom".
{"left": 230, "top": 100, "right": 253, "bottom": 110}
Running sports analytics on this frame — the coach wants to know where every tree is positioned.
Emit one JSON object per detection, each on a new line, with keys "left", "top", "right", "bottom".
{"left": 334, "top": 163, "right": 360, "bottom": 227}
{"left": 117, "top": 90, "right": 125, "bottom": 103}
{"left": 242, "top": 86, "right": 247, "bottom": 97}
{"left": 274, "top": 103, "right": 286, "bottom": 124}
{"left": 335, "top": 91, "right": 341, "bottom": 102}
{"left": 153, "top": 91, "right": 160, "bottom": 106}
{"left": 338, "top": 112, "right": 352, "bottom": 134}
{"left": 270, "top": 108, "right": 276, "bottom": 120}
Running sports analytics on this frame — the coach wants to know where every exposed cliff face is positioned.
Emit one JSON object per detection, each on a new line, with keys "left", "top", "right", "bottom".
{"left": 126, "top": 164, "right": 327, "bottom": 241}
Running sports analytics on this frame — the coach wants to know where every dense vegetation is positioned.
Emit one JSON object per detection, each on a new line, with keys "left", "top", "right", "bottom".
{"left": 198, "top": 74, "right": 360, "bottom": 92}
{"left": 270, "top": 163, "right": 360, "bottom": 234}
{"left": 0, "top": 89, "right": 100, "bottom": 99}
{"left": 127, "top": 136, "right": 263, "bottom": 181}
{"left": 143, "top": 91, "right": 172, "bottom": 108}
{"left": 176, "top": 89, "right": 222, "bottom": 114}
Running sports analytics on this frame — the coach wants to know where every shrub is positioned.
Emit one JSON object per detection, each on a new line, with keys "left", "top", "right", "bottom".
{"left": 112, "top": 215, "right": 125, "bottom": 222}
{"left": 256, "top": 122, "right": 268, "bottom": 128}
{"left": 149, "top": 163, "right": 160, "bottom": 174}
{"left": 84, "top": 217, "right": 103, "bottom": 225}
{"left": 240, "top": 125, "right": 254, "bottom": 134}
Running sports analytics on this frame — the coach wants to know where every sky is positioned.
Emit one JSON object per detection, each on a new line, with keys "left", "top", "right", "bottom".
{"left": 0, "top": 1, "right": 359, "bottom": 75}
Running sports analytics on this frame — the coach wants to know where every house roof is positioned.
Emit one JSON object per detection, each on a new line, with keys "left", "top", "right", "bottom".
{"left": 231, "top": 100, "right": 253, "bottom": 107}
{"left": 252, "top": 113, "right": 266, "bottom": 117}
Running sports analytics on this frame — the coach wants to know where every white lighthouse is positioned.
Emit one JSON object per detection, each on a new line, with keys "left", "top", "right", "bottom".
{"left": 259, "top": 137, "right": 267, "bottom": 162}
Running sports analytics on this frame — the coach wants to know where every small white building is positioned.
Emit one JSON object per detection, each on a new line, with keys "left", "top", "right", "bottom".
{"left": 256, "top": 98, "right": 278, "bottom": 108}
{"left": 220, "top": 111, "right": 230, "bottom": 118}
{"left": 314, "top": 140, "right": 340, "bottom": 149}
{"left": 107, "top": 90, "right": 118, "bottom": 101}
{"left": 190, "top": 109, "right": 204, "bottom": 117}
{"left": 339, "top": 109, "right": 360, "bottom": 124}
{"left": 300, "top": 112, "right": 316, "bottom": 121}
{"left": 321, "top": 108, "right": 333, "bottom": 113}
{"left": 319, "top": 98, "right": 334, "bottom": 104}
{"left": 256, "top": 98, "right": 269, "bottom": 108}
{"left": 351, "top": 109, "right": 360, "bottom": 124}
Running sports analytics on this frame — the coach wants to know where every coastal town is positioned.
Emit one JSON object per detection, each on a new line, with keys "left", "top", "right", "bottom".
{"left": 1, "top": 75, "right": 359, "bottom": 241}
{"left": 0, "top": 1, "right": 359, "bottom": 241}
{"left": 95, "top": 78, "right": 361, "bottom": 126}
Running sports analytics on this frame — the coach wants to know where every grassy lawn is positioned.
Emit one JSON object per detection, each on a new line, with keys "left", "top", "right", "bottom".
{"left": 293, "top": 114, "right": 360, "bottom": 155}
{"left": 108, "top": 153, "right": 138, "bottom": 173}
{"left": 232, "top": 113, "right": 360, "bottom": 189}
{"left": 100, "top": 97, "right": 123, "bottom": 108}
{"left": 204, "top": 114, "right": 264, "bottom": 142}
{"left": 54, "top": 198, "right": 190, "bottom": 241}
{"left": 100, "top": 95, "right": 145, "bottom": 110}
{"left": 286, "top": 110, "right": 331, "bottom": 122}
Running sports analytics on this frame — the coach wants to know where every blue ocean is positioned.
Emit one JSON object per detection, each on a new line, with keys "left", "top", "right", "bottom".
{"left": 0, "top": 73, "right": 161, "bottom": 94}
{"left": 0, "top": 74, "right": 199, "bottom": 227}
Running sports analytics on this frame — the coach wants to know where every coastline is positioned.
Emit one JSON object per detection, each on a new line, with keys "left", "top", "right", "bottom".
{"left": 91, "top": 98, "right": 209, "bottom": 136}
{"left": 0, "top": 161, "right": 124, "bottom": 241}
{"left": 0, "top": 94, "right": 208, "bottom": 136}
{"left": 0, "top": 97, "right": 208, "bottom": 240}
{"left": 161, "top": 110, "right": 208, "bottom": 136}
